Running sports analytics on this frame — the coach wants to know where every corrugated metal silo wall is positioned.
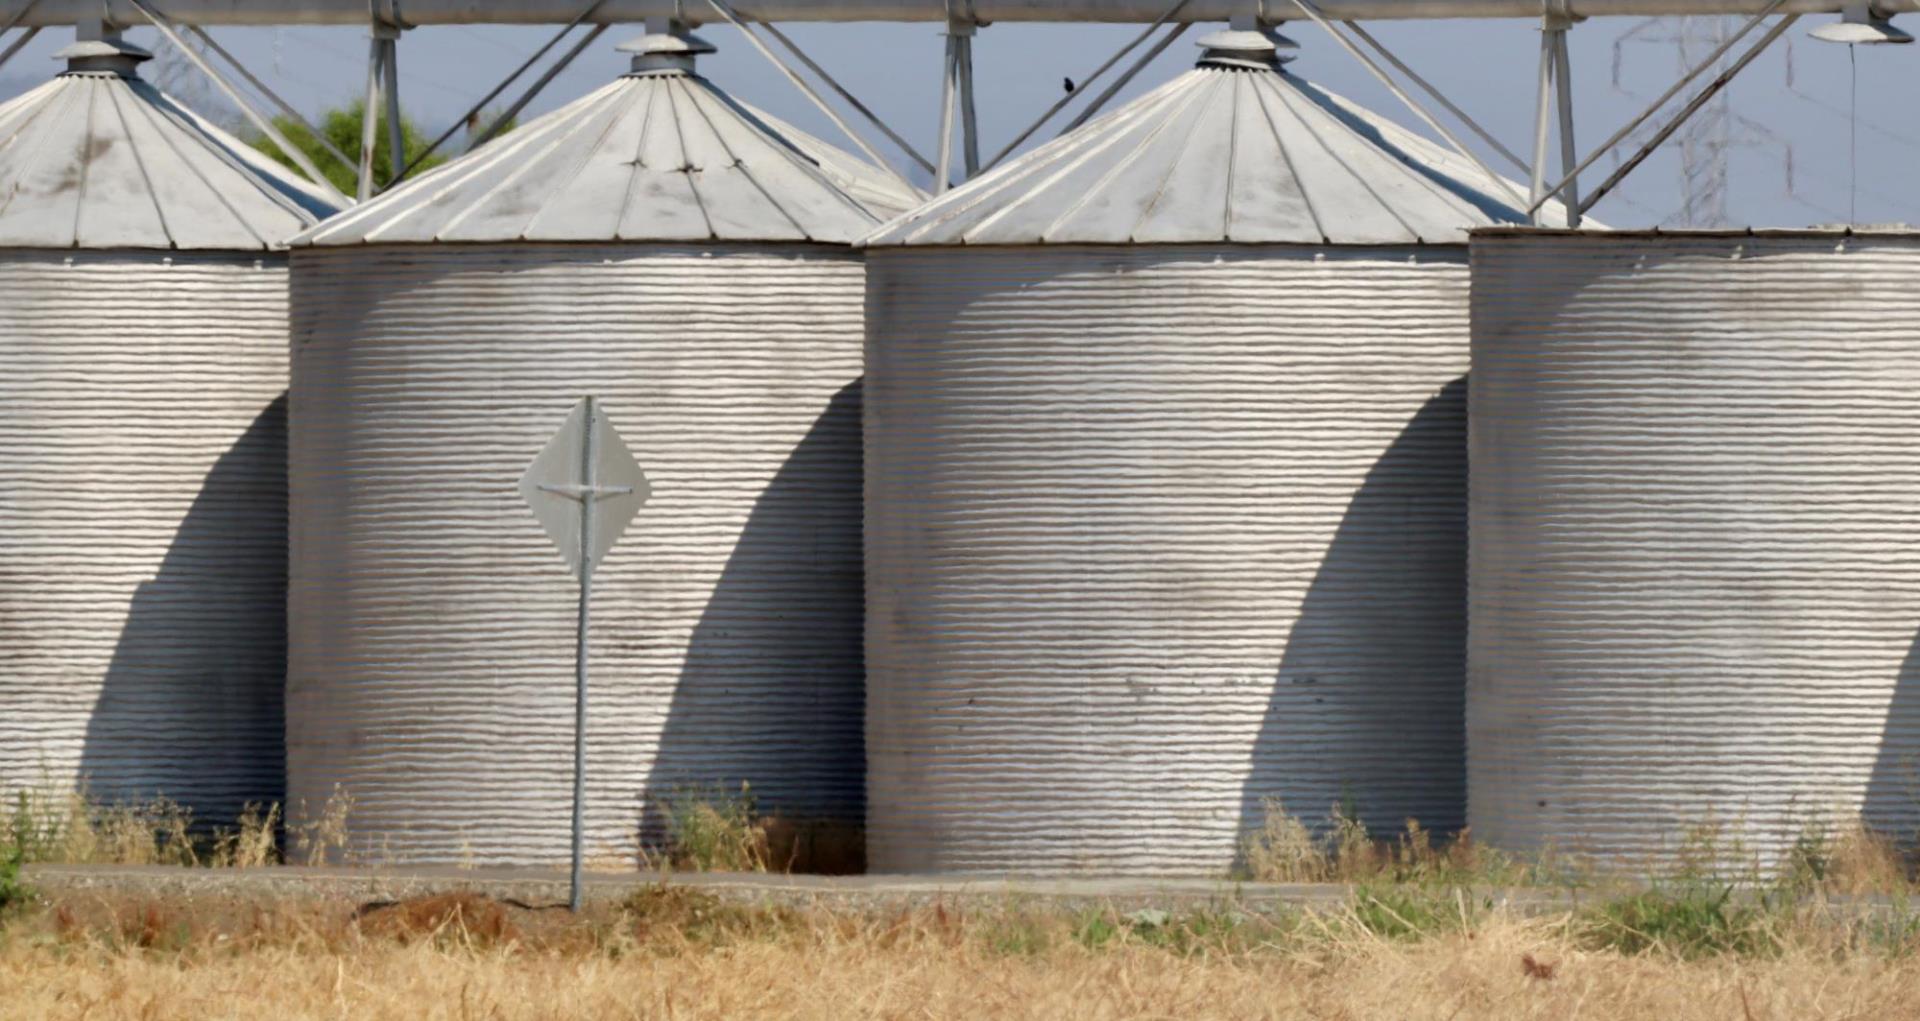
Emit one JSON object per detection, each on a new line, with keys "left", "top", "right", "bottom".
{"left": 1469, "top": 231, "right": 1920, "bottom": 870}
{"left": 864, "top": 245, "right": 1470, "bottom": 875}
{"left": 288, "top": 243, "right": 866, "bottom": 865}
{"left": 0, "top": 250, "right": 288, "bottom": 820}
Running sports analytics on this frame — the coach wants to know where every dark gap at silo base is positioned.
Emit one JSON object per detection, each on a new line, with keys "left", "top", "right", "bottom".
{"left": 639, "top": 379, "right": 867, "bottom": 875}
{"left": 79, "top": 394, "right": 289, "bottom": 829}
{"left": 1237, "top": 375, "right": 1469, "bottom": 859}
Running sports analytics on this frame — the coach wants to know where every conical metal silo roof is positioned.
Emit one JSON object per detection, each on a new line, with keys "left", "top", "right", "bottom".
{"left": 865, "top": 28, "right": 1564, "bottom": 247}
{"left": 0, "top": 37, "right": 338, "bottom": 250}
{"left": 297, "top": 27, "right": 924, "bottom": 248}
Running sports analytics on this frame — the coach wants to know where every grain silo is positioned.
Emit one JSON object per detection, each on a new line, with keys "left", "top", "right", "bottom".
{"left": 286, "top": 23, "right": 919, "bottom": 866}
{"left": 0, "top": 26, "right": 335, "bottom": 822}
{"left": 1470, "top": 228, "right": 1920, "bottom": 870}
{"left": 862, "top": 27, "right": 1561, "bottom": 874}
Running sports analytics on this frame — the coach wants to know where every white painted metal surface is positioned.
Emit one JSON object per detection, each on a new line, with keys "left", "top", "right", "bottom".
{"left": 286, "top": 33, "right": 888, "bottom": 865}
{"left": 0, "top": 251, "right": 292, "bottom": 820}
{"left": 864, "top": 245, "right": 1471, "bottom": 874}
{"left": 0, "top": 67, "right": 335, "bottom": 250}
{"left": 298, "top": 48, "right": 920, "bottom": 248}
{"left": 1469, "top": 229, "right": 1920, "bottom": 870}
{"left": 864, "top": 47, "right": 1562, "bottom": 246}
{"left": 288, "top": 243, "right": 867, "bottom": 864}
{"left": 0, "top": 47, "right": 330, "bottom": 822}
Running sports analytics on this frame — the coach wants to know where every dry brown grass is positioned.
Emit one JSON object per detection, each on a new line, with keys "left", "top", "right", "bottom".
{"left": 4, "top": 885, "right": 1920, "bottom": 1020}
{"left": 4, "top": 784, "right": 286, "bottom": 869}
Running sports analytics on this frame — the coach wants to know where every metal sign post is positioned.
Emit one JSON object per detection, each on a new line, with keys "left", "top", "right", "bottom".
{"left": 520, "top": 397, "right": 651, "bottom": 912}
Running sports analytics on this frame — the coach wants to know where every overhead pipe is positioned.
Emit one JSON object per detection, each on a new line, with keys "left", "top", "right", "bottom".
{"left": 11, "top": 0, "right": 1911, "bottom": 26}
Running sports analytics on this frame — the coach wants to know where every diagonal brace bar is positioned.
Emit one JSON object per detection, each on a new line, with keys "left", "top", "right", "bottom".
{"left": 1058, "top": 19, "right": 1188, "bottom": 135}
{"left": 185, "top": 24, "right": 356, "bottom": 173}
{"left": 123, "top": 0, "right": 352, "bottom": 206}
{"left": 399, "top": 0, "right": 610, "bottom": 182}
{"left": 1525, "top": 0, "right": 1788, "bottom": 216}
{"left": 0, "top": 25, "right": 39, "bottom": 74}
{"left": 466, "top": 22, "right": 608, "bottom": 153}
{"left": 751, "top": 16, "right": 936, "bottom": 174}
{"left": 983, "top": 0, "right": 1190, "bottom": 171}
{"left": 704, "top": 0, "right": 922, "bottom": 193}
{"left": 1342, "top": 20, "right": 1528, "bottom": 175}
{"left": 1576, "top": 13, "right": 1798, "bottom": 216}
{"left": 1288, "top": 0, "right": 1528, "bottom": 211}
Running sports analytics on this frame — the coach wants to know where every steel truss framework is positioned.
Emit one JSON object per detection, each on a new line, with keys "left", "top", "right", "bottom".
{"left": 0, "top": 0, "right": 1904, "bottom": 217}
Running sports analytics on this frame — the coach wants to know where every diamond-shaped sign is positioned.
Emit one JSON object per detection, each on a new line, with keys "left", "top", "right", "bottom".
{"left": 520, "top": 398, "right": 651, "bottom": 581}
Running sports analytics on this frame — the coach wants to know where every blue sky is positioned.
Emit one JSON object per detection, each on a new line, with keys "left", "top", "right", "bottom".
{"left": 2, "top": 14, "right": 1914, "bottom": 226}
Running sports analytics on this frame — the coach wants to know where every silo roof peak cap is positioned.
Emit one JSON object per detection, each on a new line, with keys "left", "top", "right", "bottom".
{"left": 619, "top": 24, "right": 718, "bottom": 73}
{"left": 55, "top": 36, "right": 153, "bottom": 76}
{"left": 1195, "top": 26, "right": 1298, "bottom": 69}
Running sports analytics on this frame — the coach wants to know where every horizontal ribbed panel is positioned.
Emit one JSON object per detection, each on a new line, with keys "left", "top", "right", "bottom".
{"left": 864, "top": 246, "right": 1470, "bottom": 874}
{"left": 288, "top": 244, "right": 865, "bottom": 866}
{"left": 1468, "top": 233, "right": 1920, "bottom": 869}
{"left": 0, "top": 251, "right": 288, "bottom": 821}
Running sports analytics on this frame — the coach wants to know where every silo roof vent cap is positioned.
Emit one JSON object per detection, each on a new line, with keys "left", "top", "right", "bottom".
{"left": 618, "top": 22, "right": 718, "bottom": 75}
{"left": 1195, "top": 25, "right": 1298, "bottom": 69}
{"left": 54, "top": 36, "right": 152, "bottom": 77}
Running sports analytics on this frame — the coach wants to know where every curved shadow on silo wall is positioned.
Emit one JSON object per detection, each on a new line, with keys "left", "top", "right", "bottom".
{"left": 640, "top": 380, "right": 866, "bottom": 873}
{"left": 1865, "top": 632, "right": 1920, "bottom": 845}
{"left": 1237, "top": 376, "right": 1469, "bottom": 847}
{"left": 79, "top": 395, "right": 288, "bottom": 823}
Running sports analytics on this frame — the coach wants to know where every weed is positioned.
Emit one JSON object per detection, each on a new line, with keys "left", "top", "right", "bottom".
{"left": 653, "top": 784, "right": 769, "bottom": 873}
{"left": 0, "top": 840, "right": 29, "bottom": 916}
{"left": 1071, "top": 909, "right": 1123, "bottom": 950}
{"left": 294, "top": 785, "right": 354, "bottom": 865}
{"left": 1239, "top": 800, "right": 1553, "bottom": 889}
{"left": 1240, "top": 799, "right": 1326, "bottom": 882}
{"left": 1342, "top": 884, "right": 1469, "bottom": 942}
{"left": 982, "top": 911, "right": 1052, "bottom": 957}
{"left": 621, "top": 883, "right": 797, "bottom": 949}
{"left": 1582, "top": 883, "right": 1780, "bottom": 958}
{"left": 209, "top": 803, "right": 281, "bottom": 868}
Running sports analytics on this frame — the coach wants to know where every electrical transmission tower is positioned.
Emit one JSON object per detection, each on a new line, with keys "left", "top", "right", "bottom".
{"left": 1613, "top": 15, "right": 1797, "bottom": 227}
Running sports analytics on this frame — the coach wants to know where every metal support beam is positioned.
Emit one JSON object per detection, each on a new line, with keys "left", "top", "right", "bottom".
{"left": 122, "top": 0, "right": 352, "bottom": 206}
{"left": 186, "top": 24, "right": 356, "bottom": 174}
{"left": 702, "top": 0, "right": 923, "bottom": 193}
{"left": 0, "top": 0, "right": 43, "bottom": 75}
{"left": 1524, "top": 0, "right": 1787, "bottom": 215}
{"left": 0, "top": 25, "right": 40, "bottom": 75}
{"left": 6, "top": 1, "right": 1908, "bottom": 27}
{"left": 357, "top": 32, "right": 381, "bottom": 200}
{"left": 1341, "top": 20, "right": 1528, "bottom": 174}
{"left": 1552, "top": 27, "right": 1579, "bottom": 224}
{"left": 381, "top": 35, "right": 403, "bottom": 185}
{"left": 1058, "top": 18, "right": 1188, "bottom": 134}
{"left": 398, "top": 0, "right": 609, "bottom": 183}
{"left": 1528, "top": 24, "right": 1559, "bottom": 219}
{"left": 0, "top": 0, "right": 38, "bottom": 34}
{"left": 466, "top": 21, "right": 607, "bottom": 152}
{"left": 1287, "top": 0, "right": 1529, "bottom": 209}
{"left": 1577, "top": 12, "right": 1798, "bottom": 214}
{"left": 935, "top": 29, "right": 957, "bottom": 191}
{"left": 934, "top": 16, "right": 979, "bottom": 189}
{"left": 956, "top": 30, "right": 980, "bottom": 178}
{"left": 982, "top": 0, "right": 1190, "bottom": 172}
{"left": 752, "top": 17, "right": 936, "bottom": 174}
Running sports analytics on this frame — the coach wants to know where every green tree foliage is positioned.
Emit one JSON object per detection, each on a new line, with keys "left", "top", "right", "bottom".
{"left": 249, "top": 100, "right": 494, "bottom": 196}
